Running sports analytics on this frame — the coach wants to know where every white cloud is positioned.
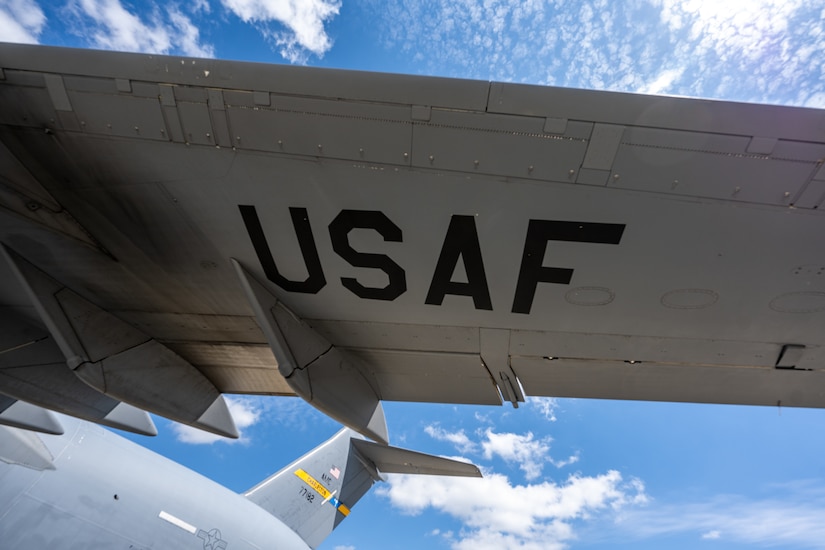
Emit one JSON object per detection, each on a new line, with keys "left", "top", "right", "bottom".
{"left": 0, "top": 0, "right": 46, "bottom": 43}
{"left": 370, "top": 0, "right": 824, "bottom": 106}
{"left": 528, "top": 396, "right": 559, "bottom": 422}
{"left": 219, "top": 0, "right": 340, "bottom": 62}
{"left": 425, "top": 424, "right": 478, "bottom": 453}
{"left": 426, "top": 424, "right": 579, "bottom": 479}
{"left": 68, "top": 0, "right": 214, "bottom": 57}
{"left": 549, "top": 452, "right": 580, "bottom": 469}
{"left": 172, "top": 396, "right": 262, "bottom": 444}
{"left": 803, "top": 92, "right": 825, "bottom": 109}
{"left": 169, "top": 8, "right": 215, "bottom": 57}
{"left": 616, "top": 483, "right": 825, "bottom": 548}
{"left": 649, "top": 0, "right": 820, "bottom": 102}
{"left": 379, "top": 469, "right": 647, "bottom": 549}
{"left": 191, "top": 0, "right": 211, "bottom": 13}
{"left": 386, "top": 424, "right": 647, "bottom": 548}
{"left": 333, "top": 546, "right": 356, "bottom": 550}
{"left": 481, "top": 429, "right": 550, "bottom": 480}
{"left": 637, "top": 67, "right": 685, "bottom": 95}
{"left": 71, "top": 0, "right": 170, "bottom": 52}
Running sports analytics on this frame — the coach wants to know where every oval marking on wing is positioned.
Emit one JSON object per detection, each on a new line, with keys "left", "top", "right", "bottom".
{"left": 660, "top": 289, "right": 719, "bottom": 309}
{"left": 769, "top": 291, "right": 825, "bottom": 313}
{"left": 564, "top": 286, "right": 615, "bottom": 306}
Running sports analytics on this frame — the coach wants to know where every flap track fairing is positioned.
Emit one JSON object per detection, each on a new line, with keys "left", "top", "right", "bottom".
{"left": 0, "top": 307, "right": 157, "bottom": 435}
{"left": 232, "top": 258, "right": 388, "bottom": 444}
{"left": 1, "top": 245, "right": 237, "bottom": 438}
{"left": 0, "top": 394, "right": 63, "bottom": 435}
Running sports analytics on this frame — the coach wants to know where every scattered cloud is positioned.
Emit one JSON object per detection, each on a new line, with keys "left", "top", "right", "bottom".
{"left": 802, "top": 92, "right": 825, "bottom": 109}
{"left": 168, "top": 8, "right": 215, "bottom": 57}
{"left": 371, "top": 0, "right": 825, "bottom": 106}
{"left": 425, "top": 424, "right": 478, "bottom": 453}
{"left": 637, "top": 67, "right": 685, "bottom": 95}
{"left": 481, "top": 429, "right": 550, "bottom": 480}
{"left": 425, "top": 424, "right": 580, "bottom": 480}
{"left": 649, "top": 0, "right": 821, "bottom": 103}
{"left": 0, "top": 0, "right": 46, "bottom": 44}
{"left": 219, "top": 0, "right": 340, "bottom": 62}
{"left": 172, "top": 396, "right": 262, "bottom": 444}
{"left": 473, "top": 410, "right": 492, "bottom": 424}
{"left": 528, "top": 396, "right": 560, "bottom": 422}
{"left": 67, "top": 0, "right": 214, "bottom": 57}
{"left": 380, "top": 469, "right": 647, "bottom": 549}
{"left": 191, "top": 0, "right": 211, "bottom": 14}
{"left": 395, "top": 424, "right": 647, "bottom": 548}
{"left": 616, "top": 483, "right": 825, "bottom": 548}
{"left": 549, "top": 452, "right": 580, "bottom": 469}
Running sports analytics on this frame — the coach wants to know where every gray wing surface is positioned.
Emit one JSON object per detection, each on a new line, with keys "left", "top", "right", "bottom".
{"left": 1, "top": 43, "right": 823, "bottom": 431}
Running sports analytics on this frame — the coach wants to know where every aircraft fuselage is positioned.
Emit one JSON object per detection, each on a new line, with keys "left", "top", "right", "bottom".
{"left": 0, "top": 419, "right": 310, "bottom": 550}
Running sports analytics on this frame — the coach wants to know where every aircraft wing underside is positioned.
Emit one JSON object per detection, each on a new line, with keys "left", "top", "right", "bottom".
{"left": 1, "top": 43, "right": 824, "bottom": 438}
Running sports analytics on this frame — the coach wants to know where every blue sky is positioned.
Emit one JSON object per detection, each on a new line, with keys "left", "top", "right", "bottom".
{"left": 2, "top": 0, "right": 825, "bottom": 548}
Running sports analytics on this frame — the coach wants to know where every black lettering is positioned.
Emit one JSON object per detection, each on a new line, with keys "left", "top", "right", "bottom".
{"left": 511, "top": 220, "right": 625, "bottom": 314}
{"left": 329, "top": 210, "right": 406, "bottom": 301}
{"left": 239, "top": 205, "right": 326, "bottom": 293}
{"left": 425, "top": 215, "right": 492, "bottom": 310}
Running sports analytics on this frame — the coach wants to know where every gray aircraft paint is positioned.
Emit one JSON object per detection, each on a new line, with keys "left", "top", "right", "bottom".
{"left": 0, "top": 415, "right": 479, "bottom": 549}
{"left": 1, "top": 44, "right": 822, "bottom": 431}
{"left": 0, "top": 40, "right": 822, "bottom": 550}
{"left": 0, "top": 416, "right": 313, "bottom": 549}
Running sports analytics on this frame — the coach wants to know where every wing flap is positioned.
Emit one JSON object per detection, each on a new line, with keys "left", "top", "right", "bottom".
{"left": 513, "top": 357, "right": 825, "bottom": 408}
{"left": 167, "top": 342, "right": 292, "bottom": 395}
{"left": 347, "top": 348, "right": 502, "bottom": 405}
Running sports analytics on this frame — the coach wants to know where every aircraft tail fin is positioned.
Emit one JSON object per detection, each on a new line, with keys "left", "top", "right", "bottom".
{"left": 243, "top": 428, "right": 480, "bottom": 549}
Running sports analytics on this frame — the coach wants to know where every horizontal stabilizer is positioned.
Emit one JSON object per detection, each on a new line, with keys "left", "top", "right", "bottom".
{"left": 352, "top": 438, "right": 482, "bottom": 477}
{"left": 0, "top": 395, "right": 63, "bottom": 435}
{"left": 245, "top": 426, "right": 481, "bottom": 549}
